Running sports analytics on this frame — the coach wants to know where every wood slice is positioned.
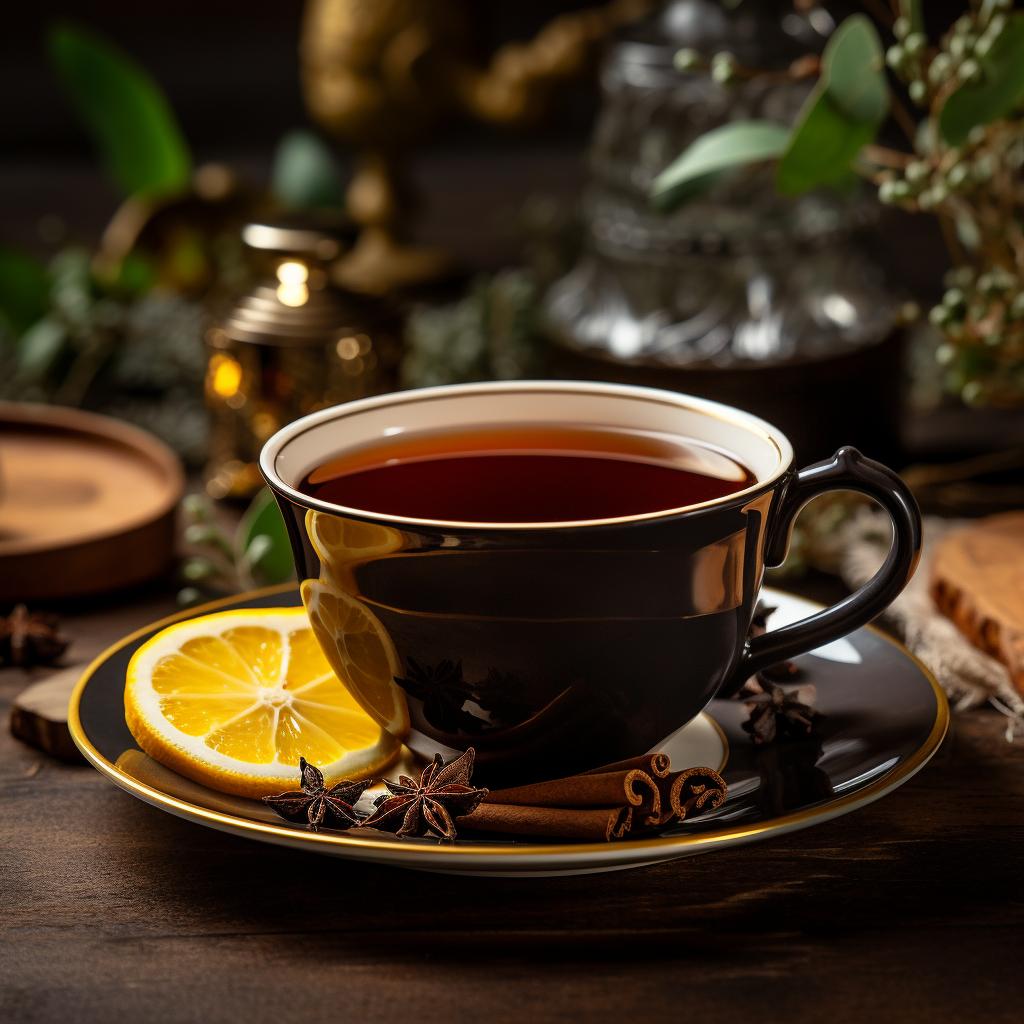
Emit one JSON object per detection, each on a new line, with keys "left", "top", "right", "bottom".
{"left": 931, "top": 511, "right": 1024, "bottom": 696}
{"left": 0, "top": 403, "right": 185, "bottom": 601}
{"left": 9, "top": 665, "right": 84, "bottom": 762}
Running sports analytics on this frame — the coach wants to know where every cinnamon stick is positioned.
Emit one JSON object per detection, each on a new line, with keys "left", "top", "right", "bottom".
{"left": 486, "top": 768, "right": 662, "bottom": 823}
{"left": 460, "top": 759, "right": 728, "bottom": 841}
{"left": 460, "top": 802, "right": 631, "bottom": 842}
{"left": 668, "top": 766, "right": 729, "bottom": 821}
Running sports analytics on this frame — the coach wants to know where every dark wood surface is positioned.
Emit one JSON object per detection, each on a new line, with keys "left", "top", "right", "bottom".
{"left": 3, "top": 587, "right": 1023, "bottom": 1024}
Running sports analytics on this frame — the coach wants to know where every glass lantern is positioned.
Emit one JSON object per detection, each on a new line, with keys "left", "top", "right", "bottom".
{"left": 204, "top": 219, "right": 400, "bottom": 500}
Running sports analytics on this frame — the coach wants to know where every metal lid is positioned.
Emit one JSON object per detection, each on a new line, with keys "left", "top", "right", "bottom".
{"left": 240, "top": 214, "right": 357, "bottom": 262}
{"left": 215, "top": 217, "right": 385, "bottom": 348}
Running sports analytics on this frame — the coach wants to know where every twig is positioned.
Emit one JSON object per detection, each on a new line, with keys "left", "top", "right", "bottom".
{"left": 1006, "top": 222, "right": 1024, "bottom": 270}
{"left": 889, "top": 91, "right": 920, "bottom": 144}
{"left": 860, "top": 0, "right": 896, "bottom": 28}
{"left": 936, "top": 211, "right": 966, "bottom": 266}
{"left": 863, "top": 144, "right": 913, "bottom": 168}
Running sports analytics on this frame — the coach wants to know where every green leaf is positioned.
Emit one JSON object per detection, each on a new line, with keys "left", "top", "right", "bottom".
{"left": 271, "top": 130, "right": 345, "bottom": 209}
{"left": 820, "top": 14, "right": 888, "bottom": 125}
{"left": 48, "top": 22, "right": 191, "bottom": 198}
{"left": 954, "top": 212, "right": 981, "bottom": 252}
{"left": 17, "top": 317, "right": 68, "bottom": 380}
{"left": 111, "top": 251, "right": 157, "bottom": 295}
{"left": 0, "top": 247, "right": 50, "bottom": 335}
{"left": 776, "top": 15, "right": 887, "bottom": 197}
{"left": 236, "top": 488, "right": 294, "bottom": 585}
{"left": 939, "top": 13, "right": 1024, "bottom": 146}
{"left": 776, "top": 87, "right": 877, "bottom": 195}
{"left": 650, "top": 121, "right": 790, "bottom": 210}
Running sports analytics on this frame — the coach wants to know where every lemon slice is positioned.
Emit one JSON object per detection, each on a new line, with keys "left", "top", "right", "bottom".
{"left": 124, "top": 608, "right": 400, "bottom": 798}
{"left": 305, "top": 509, "right": 404, "bottom": 589}
{"left": 301, "top": 578, "right": 410, "bottom": 737}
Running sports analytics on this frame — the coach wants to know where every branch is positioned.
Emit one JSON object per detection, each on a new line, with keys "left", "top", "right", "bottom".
{"left": 863, "top": 144, "right": 913, "bottom": 167}
{"left": 860, "top": 0, "right": 897, "bottom": 28}
{"left": 935, "top": 211, "right": 966, "bottom": 267}
{"left": 889, "top": 91, "right": 920, "bottom": 144}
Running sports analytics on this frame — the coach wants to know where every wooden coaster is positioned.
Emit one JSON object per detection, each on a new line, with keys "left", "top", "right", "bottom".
{"left": 931, "top": 511, "right": 1024, "bottom": 696}
{"left": 0, "top": 403, "right": 184, "bottom": 601}
{"left": 9, "top": 666, "right": 83, "bottom": 762}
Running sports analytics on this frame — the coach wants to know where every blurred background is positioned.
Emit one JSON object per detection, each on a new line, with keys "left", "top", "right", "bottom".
{"left": 2, "top": 1, "right": 605, "bottom": 266}
{"left": 2, "top": 0, "right": 1023, "bottom": 611}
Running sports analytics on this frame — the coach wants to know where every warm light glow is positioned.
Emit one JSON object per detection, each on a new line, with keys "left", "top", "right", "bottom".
{"left": 209, "top": 354, "right": 243, "bottom": 398}
{"left": 336, "top": 335, "right": 361, "bottom": 360}
{"left": 252, "top": 410, "right": 278, "bottom": 441}
{"left": 276, "top": 260, "right": 309, "bottom": 285}
{"left": 277, "top": 283, "right": 309, "bottom": 307}
{"left": 276, "top": 260, "right": 310, "bottom": 306}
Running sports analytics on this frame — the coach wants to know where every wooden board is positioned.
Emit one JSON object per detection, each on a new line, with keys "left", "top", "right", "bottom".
{"left": 931, "top": 511, "right": 1024, "bottom": 696}
{"left": 8, "top": 666, "right": 83, "bottom": 763}
{"left": 0, "top": 403, "right": 184, "bottom": 601}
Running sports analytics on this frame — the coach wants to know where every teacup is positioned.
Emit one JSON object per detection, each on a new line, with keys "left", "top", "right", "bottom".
{"left": 261, "top": 381, "right": 920, "bottom": 783}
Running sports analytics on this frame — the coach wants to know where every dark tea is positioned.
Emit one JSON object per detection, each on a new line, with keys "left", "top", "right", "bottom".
{"left": 299, "top": 425, "right": 754, "bottom": 522}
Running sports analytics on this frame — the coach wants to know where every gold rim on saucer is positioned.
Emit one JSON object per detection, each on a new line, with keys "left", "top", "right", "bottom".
{"left": 68, "top": 583, "right": 949, "bottom": 870}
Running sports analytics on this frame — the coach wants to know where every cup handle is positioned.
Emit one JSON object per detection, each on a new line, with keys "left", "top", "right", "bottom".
{"left": 730, "top": 447, "right": 922, "bottom": 686}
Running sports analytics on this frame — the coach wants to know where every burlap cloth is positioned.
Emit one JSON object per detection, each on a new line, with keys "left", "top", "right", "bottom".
{"left": 805, "top": 508, "right": 1023, "bottom": 739}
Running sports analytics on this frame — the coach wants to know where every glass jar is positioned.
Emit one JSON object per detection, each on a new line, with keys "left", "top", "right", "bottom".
{"left": 543, "top": 0, "right": 904, "bottom": 459}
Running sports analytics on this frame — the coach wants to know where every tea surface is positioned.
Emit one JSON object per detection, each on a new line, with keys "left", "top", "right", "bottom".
{"left": 299, "top": 426, "right": 753, "bottom": 523}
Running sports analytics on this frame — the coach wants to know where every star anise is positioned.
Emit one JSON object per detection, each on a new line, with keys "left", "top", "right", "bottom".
{"left": 742, "top": 679, "right": 820, "bottom": 745}
{"left": 0, "top": 605, "right": 69, "bottom": 668}
{"left": 359, "top": 747, "right": 488, "bottom": 840}
{"left": 263, "top": 757, "right": 371, "bottom": 832}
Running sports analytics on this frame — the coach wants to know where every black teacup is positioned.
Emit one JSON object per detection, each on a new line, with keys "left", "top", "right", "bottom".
{"left": 261, "top": 381, "right": 921, "bottom": 783}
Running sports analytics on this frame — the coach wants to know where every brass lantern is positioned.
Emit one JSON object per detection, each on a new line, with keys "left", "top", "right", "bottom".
{"left": 204, "top": 219, "right": 399, "bottom": 500}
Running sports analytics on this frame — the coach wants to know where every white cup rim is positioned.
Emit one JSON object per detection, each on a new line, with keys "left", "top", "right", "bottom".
{"left": 259, "top": 380, "right": 794, "bottom": 530}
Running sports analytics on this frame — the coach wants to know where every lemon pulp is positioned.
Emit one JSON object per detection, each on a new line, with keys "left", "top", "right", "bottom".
{"left": 124, "top": 607, "right": 399, "bottom": 798}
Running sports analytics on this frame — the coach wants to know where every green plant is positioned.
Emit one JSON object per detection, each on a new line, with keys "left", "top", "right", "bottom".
{"left": 401, "top": 270, "right": 546, "bottom": 388}
{"left": 178, "top": 490, "right": 294, "bottom": 606}
{"left": 0, "top": 22, "right": 350, "bottom": 459}
{"left": 49, "top": 22, "right": 191, "bottom": 199}
{"left": 653, "top": 1, "right": 1024, "bottom": 407}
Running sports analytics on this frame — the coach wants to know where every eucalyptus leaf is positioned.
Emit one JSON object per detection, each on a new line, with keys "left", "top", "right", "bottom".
{"left": 0, "top": 247, "right": 50, "bottom": 335}
{"left": 271, "top": 130, "right": 346, "bottom": 209}
{"left": 242, "top": 535, "right": 275, "bottom": 575}
{"left": 820, "top": 14, "right": 888, "bottom": 125}
{"left": 650, "top": 121, "right": 790, "bottom": 210}
{"left": 236, "top": 488, "right": 294, "bottom": 585}
{"left": 49, "top": 22, "right": 191, "bottom": 198}
{"left": 182, "top": 557, "right": 217, "bottom": 583}
{"left": 17, "top": 318, "right": 68, "bottom": 380}
{"left": 981, "top": 0, "right": 1004, "bottom": 26}
{"left": 776, "top": 15, "right": 887, "bottom": 197}
{"left": 939, "top": 13, "right": 1024, "bottom": 146}
{"left": 776, "top": 87, "right": 876, "bottom": 196}
{"left": 113, "top": 251, "right": 157, "bottom": 295}
{"left": 954, "top": 211, "right": 982, "bottom": 252}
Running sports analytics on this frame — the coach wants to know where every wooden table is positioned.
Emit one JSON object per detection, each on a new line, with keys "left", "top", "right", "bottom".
{"left": 3, "top": 587, "right": 1023, "bottom": 1024}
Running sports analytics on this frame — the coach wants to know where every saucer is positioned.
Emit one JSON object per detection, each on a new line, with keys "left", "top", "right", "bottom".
{"left": 69, "top": 585, "right": 948, "bottom": 877}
